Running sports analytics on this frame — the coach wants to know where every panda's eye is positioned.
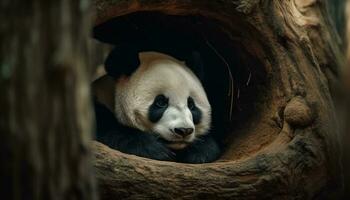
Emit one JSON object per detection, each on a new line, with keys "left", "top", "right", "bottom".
{"left": 188, "top": 97, "right": 195, "bottom": 110}
{"left": 154, "top": 95, "right": 168, "bottom": 108}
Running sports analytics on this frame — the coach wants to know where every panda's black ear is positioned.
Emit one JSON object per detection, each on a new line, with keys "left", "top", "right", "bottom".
{"left": 104, "top": 46, "right": 140, "bottom": 79}
{"left": 186, "top": 51, "right": 205, "bottom": 82}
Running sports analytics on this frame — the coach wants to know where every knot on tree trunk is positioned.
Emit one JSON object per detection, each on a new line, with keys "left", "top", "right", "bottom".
{"left": 284, "top": 96, "right": 314, "bottom": 127}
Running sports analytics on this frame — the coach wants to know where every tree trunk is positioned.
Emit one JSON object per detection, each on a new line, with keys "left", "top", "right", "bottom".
{"left": 92, "top": 0, "right": 344, "bottom": 199}
{"left": 344, "top": 0, "right": 350, "bottom": 198}
{"left": 0, "top": 1, "right": 97, "bottom": 200}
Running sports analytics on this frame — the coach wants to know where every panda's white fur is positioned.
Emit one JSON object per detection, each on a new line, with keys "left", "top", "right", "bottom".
{"left": 112, "top": 52, "right": 211, "bottom": 149}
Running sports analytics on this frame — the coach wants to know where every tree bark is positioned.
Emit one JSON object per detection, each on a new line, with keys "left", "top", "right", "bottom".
{"left": 0, "top": 1, "right": 97, "bottom": 200}
{"left": 92, "top": 0, "right": 344, "bottom": 199}
{"left": 343, "top": 0, "right": 350, "bottom": 198}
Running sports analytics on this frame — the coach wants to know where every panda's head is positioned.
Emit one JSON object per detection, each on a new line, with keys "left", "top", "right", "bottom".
{"left": 110, "top": 51, "right": 211, "bottom": 150}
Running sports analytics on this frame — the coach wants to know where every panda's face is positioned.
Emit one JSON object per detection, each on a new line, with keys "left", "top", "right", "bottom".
{"left": 148, "top": 93, "right": 203, "bottom": 149}
{"left": 114, "top": 52, "right": 211, "bottom": 150}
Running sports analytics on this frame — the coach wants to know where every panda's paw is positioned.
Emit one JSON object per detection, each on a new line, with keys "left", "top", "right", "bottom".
{"left": 137, "top": 137, "right": 175, "bottom": 161}
{"left": 177, "top": 136, "right": 221, "bottom": 164}
{"left": 118, "top": 133, "right": 175, "bottom": 161}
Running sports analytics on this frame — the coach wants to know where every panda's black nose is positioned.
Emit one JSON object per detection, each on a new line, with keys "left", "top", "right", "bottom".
{"left": 174, "top": 128, "right": 194, "bottom": 137}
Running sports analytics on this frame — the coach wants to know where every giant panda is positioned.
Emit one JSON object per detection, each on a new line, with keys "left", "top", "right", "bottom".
{"left": 92, "top": 46, "right": 221, "bottom": 163}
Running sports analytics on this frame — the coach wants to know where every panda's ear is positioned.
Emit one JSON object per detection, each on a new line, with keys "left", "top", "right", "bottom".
{"left": 186, "top": 51, "right": 205, "bottom": 82}
{"left": 104, "top": 46, "right": 140, "bottom": 79}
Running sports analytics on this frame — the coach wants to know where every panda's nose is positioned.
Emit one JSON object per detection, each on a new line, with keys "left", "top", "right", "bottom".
{"left": 174, "top": 128, "right": 194, "bottom": 137}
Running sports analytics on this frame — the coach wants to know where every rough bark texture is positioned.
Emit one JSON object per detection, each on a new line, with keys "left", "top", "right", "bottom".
{"left": 344, "top": 0, "right": 350, "bottom": 198}
{"left": 0, "top": 1, "right": 97, "bottom": 200}
{"left": 92, "top": 0, "right": 344, "bottom": 199}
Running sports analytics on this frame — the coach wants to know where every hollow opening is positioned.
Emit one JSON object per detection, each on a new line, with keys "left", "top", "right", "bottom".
{"left": 93, "top": 11, "right": 271, "bottom": 162}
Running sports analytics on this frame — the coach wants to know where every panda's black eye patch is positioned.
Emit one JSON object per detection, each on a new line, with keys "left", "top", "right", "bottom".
{"left": 148, "top": 95, "right": 169, "bottom": 123}
{"left": 187, "top": 97, "right": 195, "bottom": 110}
{"left": 188, "top": 97, "right": 202, "bottom": 124}
{"left": 155, "top": 95, "right": 168, "bottom": 108}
